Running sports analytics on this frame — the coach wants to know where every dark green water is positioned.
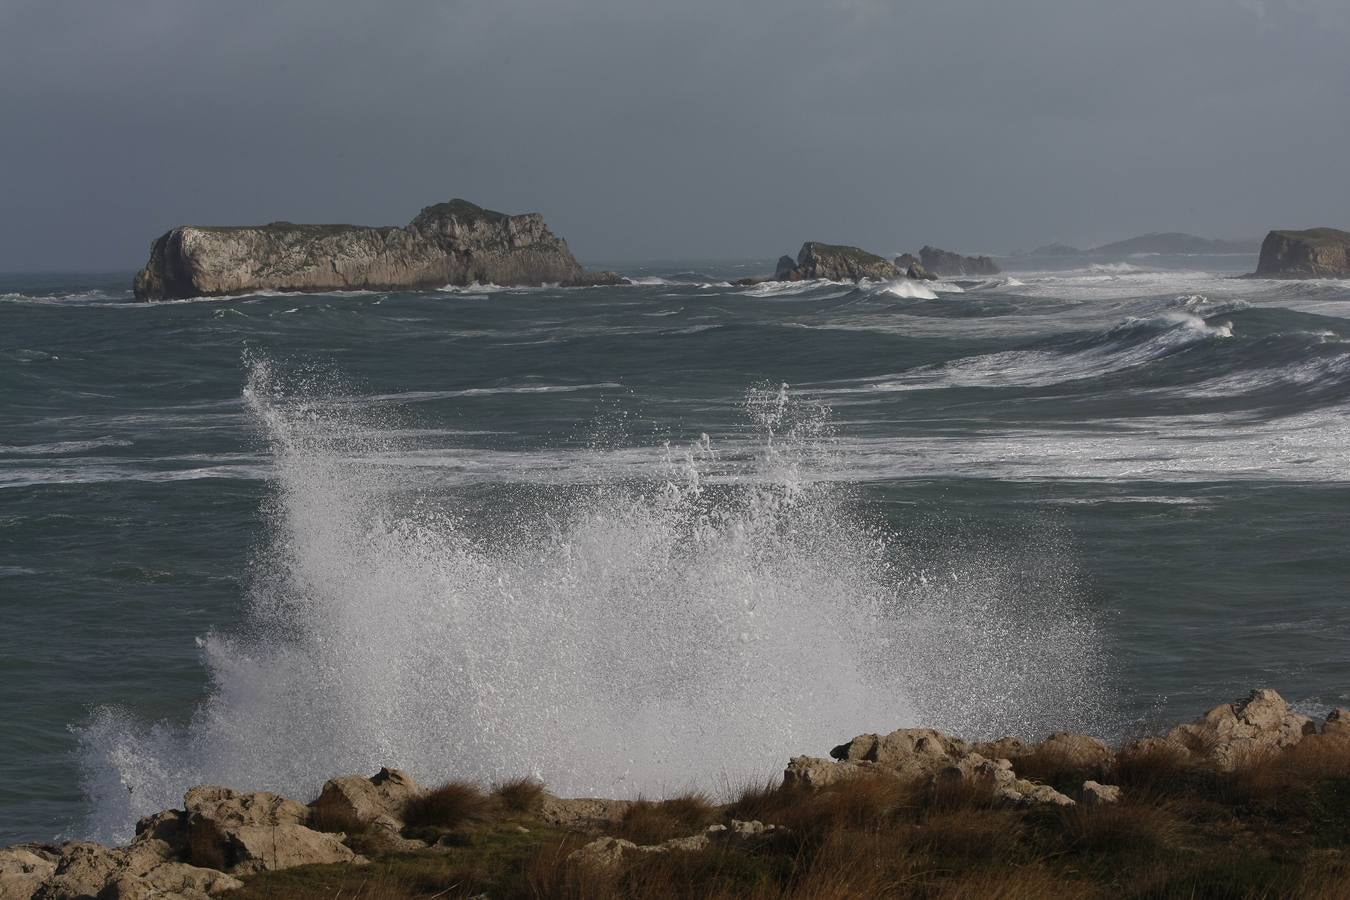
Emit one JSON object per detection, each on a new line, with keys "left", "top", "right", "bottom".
{"left": 2, "top": 259, "right": 1347, "bottom": 844}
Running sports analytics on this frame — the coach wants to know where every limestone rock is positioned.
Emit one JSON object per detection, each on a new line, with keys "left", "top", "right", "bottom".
{"left": 565, "top": 821, "right": 787, "bottom": 872}
{"left": 34, "top": 843, "right": 123, "bottom": 900}
{"left": 217, "top": 826, "right": 359, "bottom": 875}
{"left": 566, "top": 836, "right": 642, "bottom": 870}
{"left": 782, "top": 756, "right": 869, "bottom": 789}
{"left": 997, "top": 779, "right": 1075, "bottom": 808}
{"left": 773, "top": 255, "right": 797, "bottom": 280}
{"left": 1254, "top": 228, "right": 1350, "bottom": 278}
{"left": 1081, "top": 781, "right": 1122, "bottom": 807}
{"left": 831, "top": 728, "right": 970, "bottom": 777}
{"left": 1324, "top": 709, "right": 1350, "bottom": 738}
{"left": 362, "top": 816, "right": 428, "bottom": 853}
{"left": 98, "top": 863, "right": 242, "bottom": 900}
{"left": 0, "top": 847, "right": 57, "bottom": 900}
{"left": 1143, "top": 688, "right": 1316, "bottom": 770}
{"left": 184, "top": 787, "right": 359, "bottom": 874}
{"left": 536, "top": 795, "right": 633, "bottom": 831}
{"left": 311, "top": 768, "right": 422, "bottom": 828}
{"left": 133, "top": 199, "right": 625, "bottom": 300}
{"left": 918, "top": 245, "right": 1001, "bottom": 277}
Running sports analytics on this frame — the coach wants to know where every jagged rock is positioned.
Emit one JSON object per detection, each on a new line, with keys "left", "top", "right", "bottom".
{"left": 997, "top": 779, "right": 1075, "bottom": 808}
{"left": 0, "top": 847, "right": 58, "bottom": 900}
{"left": 793, "top": 728, "right": 1073, "bottom": 807}
{"left": 783, "top": 756, "right": 869, "bottom": 789}
{"left": 895, "top": 254, "right": 937, "bottom": 281}
{"left": 566, "top": 836, "right": 641, "bottom": 870}
{"left": 98, "top": 863, "right": 241, "bottom": 900}
{"left": 565, "top": 821, "right": 787, "bottom": 871}
{"left": 1081, "top": 781, "right": 1123, "bottom": 807}
{"left": 311, "top": 768, "right": 422, "bottom": 828}
{"left": 919, "top": 245, "right": 1001, "bottom": 277}
{"left": 133, "top": 199, "right": 625, "bottom": 300}
{"left": 183, "top": 787, "right": 359, "bottom": 875}
{"left": 536, "top": 795, "right": 634, "bottom": 831}
{"left": 780, "top": 242, "right": 902, "bottom": 282}
{"left": 1324, "top": 709, "right": 1350, "bottom": 738}
{"left": 830, "top": 728, "right": 972, "bottom": 779}
{"left": 1254, "top": 228, "right": 1350, "bottom": 278}
{"left": 773, "top": 255, "right": 797, "bottom": 280}
{"left": 1137, "top": 689, "right": 1316, "bottom": 770}
{"left": 33, "top": 843, "right": 122, "bottom": 900}
{"left": 363, "top": 816, "right": 428, "bottom": 853}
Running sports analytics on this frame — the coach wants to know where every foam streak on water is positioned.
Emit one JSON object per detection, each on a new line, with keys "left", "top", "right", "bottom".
{"left": 76, "top": 365, "right": 1108, "bottom": 843}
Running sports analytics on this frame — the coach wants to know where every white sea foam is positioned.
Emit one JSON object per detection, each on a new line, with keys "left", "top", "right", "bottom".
{"left": 76, "top": 370, "right": 1109, "bottom": 842}
{"left": 821, "top": 311, "right": 1232, "bottom": 393}
{"left": 881, "top": 281, "right": 940, "bottom": 300}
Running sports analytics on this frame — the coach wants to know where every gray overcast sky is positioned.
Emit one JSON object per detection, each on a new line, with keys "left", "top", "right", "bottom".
{"left": 1, "top": 0, "right": 1348, "bottom": 271}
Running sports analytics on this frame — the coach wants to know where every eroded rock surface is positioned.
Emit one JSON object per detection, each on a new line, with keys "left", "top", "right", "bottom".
{"left": 787, "top": 727, "right": 1075, "bottom": 807}
{"left": 918, "top": 245, "right": 1001, "bottom": 277}
{"left": 133, "top": 200, "right": 624, "bottom": 300}
{"left": 1134, "top": 688, "right": 1316, "bottom": 770}
{"left": 1254, "top": 228, "right": 1350, "bottom": 278}
{"left": 567, "top": 821, "right": 787, "bottom": 871}
{"left": 184, "top": 787, "right": 359, "bottom": 875}
{"left": 311, "top": 768, "right": 421, "bottom": 828}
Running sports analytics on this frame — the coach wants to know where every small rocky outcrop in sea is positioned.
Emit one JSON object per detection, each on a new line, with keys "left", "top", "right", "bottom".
{"left": 733, "top": 242, "right": 903, "bottom": 285}
{"left": 1253, "top": 228, "right": 1350, "bottom": 278}
{"left": 917, "top": 245, "right": 1002, "bottom": 277}
{"left": 781, "top": 242, "right": 903, "bottom": 282}
{"left": 132, "top": 199, "right": 626, "bottom": 300}
{"left": 894, "top": 253, "right": 937, "bottom": 281}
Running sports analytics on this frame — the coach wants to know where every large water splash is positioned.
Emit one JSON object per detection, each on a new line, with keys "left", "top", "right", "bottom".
{"left": 78, "top": 362, "right": 1109, "bottom": 843}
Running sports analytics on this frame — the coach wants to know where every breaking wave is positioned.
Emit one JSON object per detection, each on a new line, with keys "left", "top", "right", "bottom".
{"left": 76, "top": 364, "right": 1110, "bottom": 843}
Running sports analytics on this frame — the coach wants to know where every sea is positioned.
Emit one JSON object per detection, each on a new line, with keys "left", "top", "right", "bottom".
{"left": 2, "top": 254, "right": 1347, "bottom": 845}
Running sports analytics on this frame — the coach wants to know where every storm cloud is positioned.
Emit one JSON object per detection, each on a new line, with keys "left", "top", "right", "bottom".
{"left": 1, "top": 0, "right": 1347, "bottom": 270}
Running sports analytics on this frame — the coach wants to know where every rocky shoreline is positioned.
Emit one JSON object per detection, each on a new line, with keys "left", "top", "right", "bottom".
{"left": 132, "top": 200, "right": 625, "bottom": 301}
{"left": 5, "top": 688, "right": 1347, "bottom": 899}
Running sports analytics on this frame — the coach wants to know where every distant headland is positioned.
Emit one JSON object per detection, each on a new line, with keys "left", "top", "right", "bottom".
{"left": 1027, "top": 232, "right": 1261, "bottom": 258}
{"left": 132, "top": 200, "right": 625, "bottom": 301}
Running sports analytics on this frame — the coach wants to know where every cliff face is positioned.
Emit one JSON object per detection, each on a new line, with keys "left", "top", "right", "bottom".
{"left": 133, "top": 200, "right": 621, "bottom": 300}
{"left": 1254, "top": 228, "right": 1350, "bottom": 278}
{"left": 918, "top": 246, "right": 1001, "bottom": 277}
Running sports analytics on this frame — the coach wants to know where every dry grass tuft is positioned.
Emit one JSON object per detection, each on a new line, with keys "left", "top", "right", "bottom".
{"left": 401, "top": 779, "right": 493, "bottom": 830}
{"left": 1057, "top": 799, "right": 1179, "bottom": 858}
{"left": 930, "top": 864, "right": 1099, "bottom": 900}
{"left": 493, "top": 776, "right": 547, "bottom": 814}
{"left": 613, "top": 792, "right": 720, "bottom": 845}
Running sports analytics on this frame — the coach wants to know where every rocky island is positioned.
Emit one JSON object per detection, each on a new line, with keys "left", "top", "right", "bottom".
{"left": 916, "top": 245, "right": 1001, "bottom": 277}
{"left": 735, "top": 241, "right": 1002, "bottom": 286}
{"left": 132, "top": 200, "right": 624, "bottom": 301}
{"left": 1253, "top": 228, "right": 1350, "bottom": 278}
{"left": 6, "top": 688, "right": 1350, "bottom": 899}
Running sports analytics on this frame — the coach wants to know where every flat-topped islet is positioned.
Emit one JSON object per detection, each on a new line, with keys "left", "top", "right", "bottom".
{"left": 132, "top": 200, "right": 624, "bottom": 301}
